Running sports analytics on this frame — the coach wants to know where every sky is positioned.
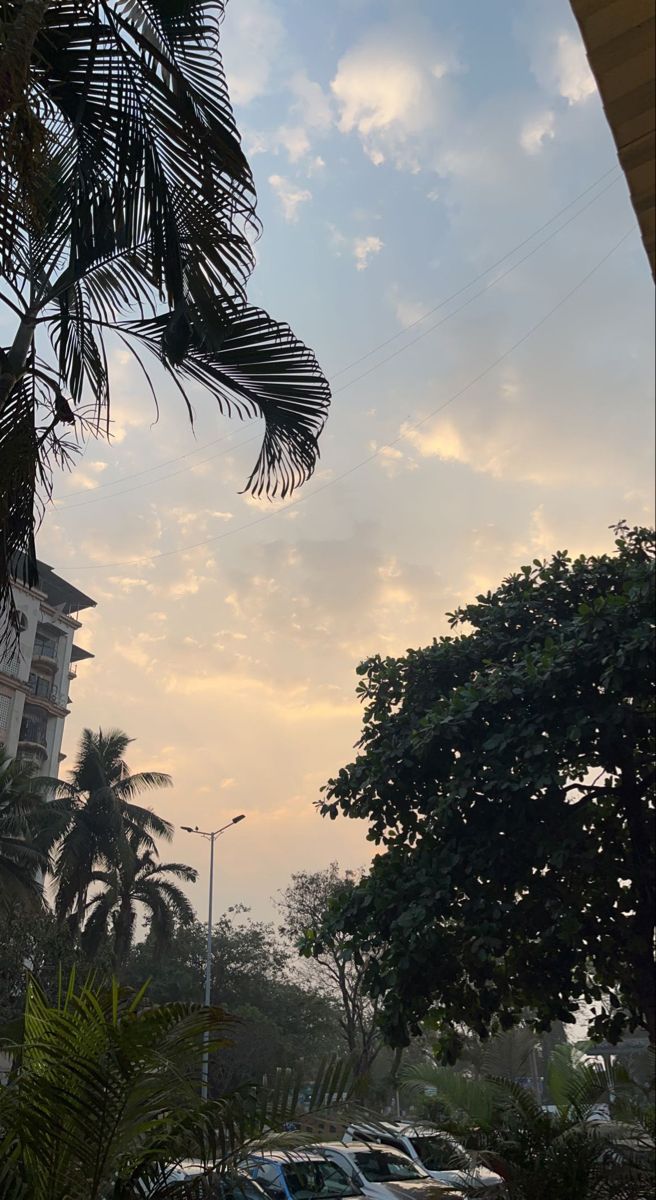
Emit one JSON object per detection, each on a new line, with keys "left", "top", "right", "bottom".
{"left": 34, "top": 0, "right": 655, "bottom": 923}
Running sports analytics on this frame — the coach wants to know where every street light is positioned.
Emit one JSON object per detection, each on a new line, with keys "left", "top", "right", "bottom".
{"left": 181, "top": 814, "right": 246, "bottom": 1099}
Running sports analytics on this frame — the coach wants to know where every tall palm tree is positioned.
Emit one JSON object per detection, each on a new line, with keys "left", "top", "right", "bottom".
{"left": 0, "top": 747, "right": 49, "bottom": 911}
{"left": 82, "top": 844, "right": 197, "bottom": 967}
{"left": 0, "top": 3, "right": 330, "bottom": 631}
{"left": 49, "top": 726, "right": 173, "bottom": 930}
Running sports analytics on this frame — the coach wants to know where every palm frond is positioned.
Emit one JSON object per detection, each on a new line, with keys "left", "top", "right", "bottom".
{"left": 401, "top": 1061, "right": 499, "bottom": 1131}
{"left": 122, "top": 304, "right": 331, "bottom": 497}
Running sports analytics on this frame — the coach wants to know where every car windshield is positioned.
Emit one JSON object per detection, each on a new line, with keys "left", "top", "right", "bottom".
{"left": 282, "top": 1161, "right": 357, "bottom": 1199}
{"left": 409, "top": 1136, "right": 468, "bottom": 1173}
{"left": 352, "top": 1152, "right": 424, "bottom": 1183}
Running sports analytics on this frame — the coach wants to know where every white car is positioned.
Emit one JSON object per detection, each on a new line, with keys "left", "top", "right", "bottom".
{"left": 142, "top": 1165, "right": 271, "bottom": 1198}
{"left": 311, "top": 1142, "right": 464, "bottom": 1200}
{"left": 343, "top": 1125, "right": 504, "bottom": 1194}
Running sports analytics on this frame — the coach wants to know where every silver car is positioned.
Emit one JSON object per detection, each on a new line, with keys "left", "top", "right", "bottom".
{"left": 344, "top": 1123, "right": 504, "bottom": 1193}
{"left": 310, "top": 1142, "right": 463, "bottom": 1200}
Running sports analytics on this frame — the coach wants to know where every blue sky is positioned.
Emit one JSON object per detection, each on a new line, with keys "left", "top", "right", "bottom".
{"left": 37, "top": 0, "right": 654, "bottom": 919}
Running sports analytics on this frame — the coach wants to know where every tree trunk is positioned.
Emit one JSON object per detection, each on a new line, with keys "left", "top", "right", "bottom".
{"left": 0, "top": 0, "right": 53, "bottom": 118}
{"left": 0, "top": 314, "right": 36, "bottom": 416}
{"left": 620, "top": 756, "right": 655, "bottom": 1044}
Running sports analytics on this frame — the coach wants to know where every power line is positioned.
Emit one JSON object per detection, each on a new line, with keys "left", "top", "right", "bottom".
{"left": 53, "top": 427, "right": 244, "bottom": 500}
{"left": 61, "top": 228, "right": 632, "bottom": 572}
{"left": 328, "top": 166, "right": 619, "bottom": 381}
{"left": 332, "top": 175, "right": 620, "bottom": 398}
{"left": 52, "top": 167, "right": 619, "bottom": 503}
{"left": 55, "top": 171, "right": 620, "bottom": 512}
{"left": 53, "top": 431, "right": 261, "bottom": 510}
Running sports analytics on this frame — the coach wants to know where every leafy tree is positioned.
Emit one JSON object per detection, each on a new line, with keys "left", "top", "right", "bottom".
{"left": 0, "top": 2, "right": 329, "bottom": 629}
{"left": 280, "top": 864, "right": 383, "bottom": 1076}
{"left": 125, "top": 908, "right": 343, "bottom": 1095}
{"left": 81, "top": 843, "right": 197, "bottom": 969}
{"left": 310, "top": 525, "right": 655, "bottom": 1048}
{"left": 0, "top": 903, "right": 104, "bottom": 1027}
{"left": 0, "top": 749, "right": 48, "bottom": 911}
{"left": 47, "top": 727, "right": 174, "bottom": 929}
{"left": 403, "top": 1043, "right": 655, "bottom": 1200}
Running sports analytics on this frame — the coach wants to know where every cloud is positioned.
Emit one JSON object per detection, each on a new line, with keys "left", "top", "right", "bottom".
{"left": 331, "top": 25, "right": 456, "bottom": 170}
{"left": 526, "top": 25, "right": 597, "bottom": 109}
{"left": 268, "top": 174, "right": 312, "bottom": 221}
{"left": 289, "top": 70, "right": 333, "bottom": 132}
{"left": 520, "top": 110, "right": 555, "bottom": 154}
{"left": 276, "top": 126, "right": 311, "bottom": 163}
{"left": 388, "top": 284, "right": 427, "bottom": 328}
{"left": 402, "top": 417, "right": 469, "bottom": 465}
{"left": 553, "top": 32, "right": 597, "bottom": 105}
{"left": 222, "top": 0, "right": 284, "bottom": 105}
{"left": 353, "top": 234, "right": 383, "bottom": 270}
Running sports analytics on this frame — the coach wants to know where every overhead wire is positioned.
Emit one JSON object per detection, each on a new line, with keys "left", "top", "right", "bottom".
{"left": 52, "top": 167, "right": 619, "bottom": 504}
{"left": 54, "top": 170, "right": 621, "bottom": 512}
{"left": 61, "top": 227, "right": 632, "bottom": 572}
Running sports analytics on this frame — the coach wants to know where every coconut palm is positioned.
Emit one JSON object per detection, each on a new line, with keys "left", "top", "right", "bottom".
{"left": 82, "top": 844, "right": 197, "bottom": 967}
{"left": 48, "top": 727, "right": 174, "bottom": 929}
{"left": 0, "top": 748, "right": 48, "bottom": 911}
{"left": 0, "top": 2, "right": 330, "bottom": 630}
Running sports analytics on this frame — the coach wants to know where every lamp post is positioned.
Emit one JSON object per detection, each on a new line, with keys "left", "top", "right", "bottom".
{"left": 181, "top": 814, "right": 246, "bottom": 1100}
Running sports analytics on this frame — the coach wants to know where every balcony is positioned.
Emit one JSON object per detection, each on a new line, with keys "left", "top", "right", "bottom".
{"left": 18, "top": 713, "right": 48, "bottom": 757}
{"left": 27, "top": 673, "right": 66, "bottom": 709}
{"left": 31, "top": 636, "right": 58, "bottom": 673}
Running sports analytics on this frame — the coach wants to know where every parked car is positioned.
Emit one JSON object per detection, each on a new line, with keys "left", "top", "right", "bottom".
{"left": 142, "top": 1165, "right": 270, "bottom": 1198}
{"left": 243, "top": 1150, "right": 363, "bottom": 1200}
{"left": 308, "top": 1142, "right": 464, "bottom": 1200}
{"left": 344, "top": 1123, "right": 504, "bottom": 1193}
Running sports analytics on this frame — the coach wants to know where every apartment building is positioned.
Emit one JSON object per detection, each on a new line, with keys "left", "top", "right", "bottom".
{"left": 0, "top": 558, "right": 96, "bottom": 778}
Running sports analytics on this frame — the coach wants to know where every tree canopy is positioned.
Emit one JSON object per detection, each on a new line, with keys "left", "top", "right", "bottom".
{"left": 125, "top": 907, "right": 343, "bottom": 1095}
{"left": 280, "top": 864, "right": 383, "bottom": 1076}
{"left": 310, "top": 524, "right": 655, "bottom": 1049}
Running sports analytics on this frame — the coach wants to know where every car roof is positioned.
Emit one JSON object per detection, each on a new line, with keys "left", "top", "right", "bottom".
{"left": 247, "top": 1151, "right": 335, "bottom": 1164}
{"left": 326, "top": 1143, "right": 412, "bottom": 1157}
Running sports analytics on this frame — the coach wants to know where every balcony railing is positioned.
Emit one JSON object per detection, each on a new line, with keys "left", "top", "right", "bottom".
{"left": 32, "top": 637, "right": 57, "bottom": 661}
{"left": 18, "top": 715, "right": 48, "bottom": 749}
{"left": 27, "top": 674, "right": 65, "bottom": 706}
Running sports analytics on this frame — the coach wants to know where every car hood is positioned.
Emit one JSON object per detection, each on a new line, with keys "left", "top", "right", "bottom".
{"left": 426, "top": 1166, "right": 503, "bottom": 1188}
{"left": 361, "top": 1180, "right": 462, "bottom": 1200}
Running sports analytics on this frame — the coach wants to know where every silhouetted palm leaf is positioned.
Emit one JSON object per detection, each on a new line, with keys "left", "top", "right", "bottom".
{"left": 0, "top": 1, "right": 330, "bottom": 636}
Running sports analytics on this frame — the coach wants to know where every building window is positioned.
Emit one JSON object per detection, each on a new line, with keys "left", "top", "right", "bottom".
{"left": 33, "top": 635, "right": 57, "bottom": 660}
{"left": 19, "top": 712, "right": 48, "bottom": 749}
{"left": 0, "top": 692, "right": 12, "bottom": 731}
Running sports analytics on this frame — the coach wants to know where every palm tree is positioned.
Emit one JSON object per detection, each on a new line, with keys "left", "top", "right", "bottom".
{"left": 82, "top": 844, "right": 197, "bottom": 967}
{"left": 0, "top": 971, "right": 356, "bottom": 1199}
{"left": 402, "top": 1042, "right": 655, "bottom": 1200}
{"left": 0, "top": 3, "right": 330, "bottom": 630}
{"left": 49, "top": 726, "right": 174, "bottom": 930}
{"left": 0, "top": 748, "right": 48, "bottom": 911}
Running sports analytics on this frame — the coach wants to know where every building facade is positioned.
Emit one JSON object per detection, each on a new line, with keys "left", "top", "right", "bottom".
{"left": 0, "top": 560, "right": 96, "bottom": 778}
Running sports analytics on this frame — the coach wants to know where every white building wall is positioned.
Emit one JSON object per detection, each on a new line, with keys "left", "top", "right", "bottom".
{"left": 1, "top": 576, "right": 93, "bottom": 779}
